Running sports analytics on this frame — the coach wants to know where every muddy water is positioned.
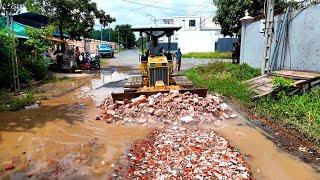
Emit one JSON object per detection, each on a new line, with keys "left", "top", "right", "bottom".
{"left": 205, "top": 110, "right": 319, "bottom": 180}
{"left": 0, "top": 66, "right": 319, "bottom": 179}
{"left": 0, "top": 69, "right": 150, "bottom": 178}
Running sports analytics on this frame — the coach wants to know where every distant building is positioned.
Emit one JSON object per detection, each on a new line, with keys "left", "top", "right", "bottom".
{"left": 159, "top": 16, "right": 223, "bottom": 53}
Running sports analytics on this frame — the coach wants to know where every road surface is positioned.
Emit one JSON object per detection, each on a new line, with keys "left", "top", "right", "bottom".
{"left": 108, "top": 49, "right": 230, "bottom": 71}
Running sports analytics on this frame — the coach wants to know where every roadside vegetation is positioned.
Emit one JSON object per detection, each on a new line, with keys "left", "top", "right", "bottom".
{"left": 0, "top": 77, "right": 87, "bottom": 112}
{"left": 185, "top": 62, "right": 320, "bottom": 144}
{"left": 183, "top": 51, "right": 232, "bottom": 59}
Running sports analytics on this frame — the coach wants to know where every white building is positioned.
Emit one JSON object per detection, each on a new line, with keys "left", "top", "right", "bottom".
{"left": 160, "top": 16, "right": 223, "bottom": 53}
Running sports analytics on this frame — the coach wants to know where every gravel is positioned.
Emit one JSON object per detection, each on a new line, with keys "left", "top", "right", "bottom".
{"left": 112, "top": 127, "right": 252, "bottom": 179}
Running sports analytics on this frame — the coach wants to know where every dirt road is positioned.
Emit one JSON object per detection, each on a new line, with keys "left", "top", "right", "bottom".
{"left": 0, "top": 50, "right": 318, "bottom": 179}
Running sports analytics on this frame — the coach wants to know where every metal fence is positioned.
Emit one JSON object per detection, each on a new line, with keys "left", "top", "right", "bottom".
{"left": 215, "top": 38, "right": 239, "bottom": 52}
{"left": 240, "top": 4, "right": 320, "bottom": 72}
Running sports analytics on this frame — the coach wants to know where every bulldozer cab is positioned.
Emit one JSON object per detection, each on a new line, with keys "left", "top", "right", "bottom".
{"left": 132, "top": 25, "right": 181, "bottom": 87}
{"left": 111, "top": 25, "right": 207, "bottom": 102}
{"left": 132, "top": 25, "right": 181, "bottom": 60}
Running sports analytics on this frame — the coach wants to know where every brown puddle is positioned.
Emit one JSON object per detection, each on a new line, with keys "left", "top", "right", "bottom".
{"left": 0, "top": 71, "right": 150, "bottom": 178}
{"left": 0, "top": 67, "right": 319, "bottom": 179}
{"left": 205, "top": 111, "right": 319, "bottom": 180}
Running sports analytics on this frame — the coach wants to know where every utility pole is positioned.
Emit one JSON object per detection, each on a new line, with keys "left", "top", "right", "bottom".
{"left": 118, "top": 28, "right": 120, "bottom": 50}
{"left": 183, "top": 20, "right": 186, "bottom": 31}
{"left": 101, "top": 24, "right": 103, "bottom": 42}
{"left": 146, "top": 14, "right": 159, "bottom": 24}
{"left": 262, "top": 0, "right": 275, "bottom": 74}
{"left": 6, "top": 10, "right": 20, "bottom": 91}
{"left": 108, "top": 23, "right": 111, "bottom": 42}
{"left": 126, "top": 34, "right": 128, "bottom": 49}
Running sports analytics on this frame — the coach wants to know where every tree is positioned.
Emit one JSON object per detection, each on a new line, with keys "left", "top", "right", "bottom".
{"left": 0, "top": 28, "right": 16, "bottom": 88}
{"left": 25, "top": 0, "right": 43, "bottom": 13}
{"left": 90, "top": 28, "right": 119, "bottom": 42}
{"left": 25, "top": 25, "right": 55, "bottom": 55}
{"left": 0, "top": 0, "right": 25, "bottom": 15}
{"left": 214, "top": 0, "right": 286, "bottom": 37}
{"left": 115, "top": 24, "right": 135, "bottom": 48}
{"left": 28, "top": 0, "right": 114, "bottom": 41}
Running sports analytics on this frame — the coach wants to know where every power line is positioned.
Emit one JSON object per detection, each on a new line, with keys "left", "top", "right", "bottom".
{"left": 121, "top": 0, "right": 213, "bottom": 12}
{"left": 136, "top": 0, "right": 212, "bottom": 6}
{"left": 187, "top": 0, "right": 212, "bottom": 16}
{"left": 112, "top": 0, "right": 162, "bottom": 14}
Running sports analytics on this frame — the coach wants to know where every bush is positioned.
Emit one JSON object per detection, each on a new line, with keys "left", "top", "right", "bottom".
{"left": 0, "top": 28, "right": 16, "bottom": 89}
{"left": 0, "top": 91, "right": 36, "bottom": 111}
{"left": 23, "top": 55, "right": 52, "bottom": 81}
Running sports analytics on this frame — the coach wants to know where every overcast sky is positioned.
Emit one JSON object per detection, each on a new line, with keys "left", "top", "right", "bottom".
{"left": 92, "top": 0, "right": 216, "bottom": 28}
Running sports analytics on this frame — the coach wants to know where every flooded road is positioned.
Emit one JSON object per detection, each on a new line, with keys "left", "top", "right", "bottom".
{"left": 0, "top": 50, "right": 319, "bottom": 179}
{"left": 0, "top": 58, "right": 150, "bottom": 178}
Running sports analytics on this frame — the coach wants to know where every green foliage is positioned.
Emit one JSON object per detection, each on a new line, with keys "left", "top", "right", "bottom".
{"left": 272, "top": 77, "right": 294, "bottom": 89}
{"left": 25, "top": 55, "right": 51, "bottom": 81}
{"left": 272, "top": 77, "right": 294, "bottom": 98}
{"left": 0, "top": 91, "right": 36, "bottom": 111}
{"left": 25, "top": 25, "right": 55, "bottom": 55}
{"left": 25, "top": 0, "right": 42, "bottom": 13}
{"left": 183, "top": 52, "right": 232, "bottom": 59}
{"left": 19, "top": 25, "right": 54, "bottom": 82}
{"left": 136, "top": 36, "right": 149, "bottom": 50}
{"left": 28, "top": 0, "right": 115, "bottom": 40}
{"left": 115, "top": 24, "right": 136, "bottom": 48}
{"left": 214, "top": 0, "right": 287, "bottom": 36}
{"left": 90, "top": 28, "right": 119, "bottom": 42}
{"left": 255, "top": 88, "right": 320, "bottom": 144}
{"left": 0, "top": 28, "right": 16, "bottom": 89}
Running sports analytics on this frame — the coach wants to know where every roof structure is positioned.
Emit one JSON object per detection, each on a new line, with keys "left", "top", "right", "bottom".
{"left": 132, "top": 24, "right": 182, "bottom": 32}
{"left": 13, "top": 12, "right": 49, "bottom": 28}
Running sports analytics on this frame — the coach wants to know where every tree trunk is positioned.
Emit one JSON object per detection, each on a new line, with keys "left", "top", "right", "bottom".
{"left": 59, "top": 23, "right": 66, "bottom": 51}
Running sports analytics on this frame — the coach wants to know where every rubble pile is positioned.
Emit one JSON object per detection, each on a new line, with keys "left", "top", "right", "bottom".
{"left": 99, "top": 91, "right": 237, "bottom": 125}
{"left": 112, "top": 127, "right": 251, "bottom": 179}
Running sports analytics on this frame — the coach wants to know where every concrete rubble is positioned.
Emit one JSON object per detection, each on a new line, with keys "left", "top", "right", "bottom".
{"left": 98, "top": 90, "right": 237, "bottom": 125}
{"left": 112, "top": 127, "right": 252, "bottom": 179}
{"left": 100, "top": 91, "right": 252, "bottom": 179}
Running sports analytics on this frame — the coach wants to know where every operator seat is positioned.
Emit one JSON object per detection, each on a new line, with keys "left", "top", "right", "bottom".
{"left": 141, "top": 55, "right": 148, "bottom": 62}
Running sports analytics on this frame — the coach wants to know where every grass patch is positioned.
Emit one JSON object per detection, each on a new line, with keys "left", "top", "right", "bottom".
{"left": 185, "top": 62, "right": 260, "bottom": 104}
{"left": 0, "top": 91, "right": 36, "bottom": 111}
{"left": 185, "top": 62, "right": 320, "bottom": 144}
{"left": 255, "top": 89, "right": 320, "bottom": 143}
{"left": 183, "top": 51, "right": 232, "bottom": 59}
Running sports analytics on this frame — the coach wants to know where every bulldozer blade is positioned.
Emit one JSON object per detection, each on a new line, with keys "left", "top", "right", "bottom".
{"left": 111, "top": 88, "right": 208, "bottom": 102}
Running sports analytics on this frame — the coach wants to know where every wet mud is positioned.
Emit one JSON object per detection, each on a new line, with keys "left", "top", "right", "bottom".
{"left": 0, "top": 67, "right": 150, "bottom": 178}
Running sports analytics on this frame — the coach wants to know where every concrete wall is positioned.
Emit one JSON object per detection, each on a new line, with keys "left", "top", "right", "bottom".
{"left": 177, "top": 31, "right": 220, "bottom": 53}
{"left": 240, "top": 5, "right": 320, "bottom": 72}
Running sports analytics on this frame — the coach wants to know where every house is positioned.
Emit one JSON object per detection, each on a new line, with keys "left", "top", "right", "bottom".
{"left": 159, "top": 16, "right": 223, "bottom": 53}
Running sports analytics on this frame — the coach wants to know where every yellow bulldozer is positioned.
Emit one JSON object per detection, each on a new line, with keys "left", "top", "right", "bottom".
{"left": 111, "top": 25, "right": 207, "bottom": 101}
